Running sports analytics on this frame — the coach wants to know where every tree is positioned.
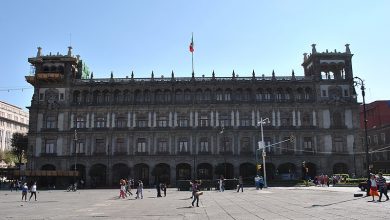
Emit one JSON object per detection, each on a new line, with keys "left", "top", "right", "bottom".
{"left": 11, "top": 133, "right": 28, "bottom": 169}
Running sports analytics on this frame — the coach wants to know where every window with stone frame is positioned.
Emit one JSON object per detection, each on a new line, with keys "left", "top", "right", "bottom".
{"left": 114, "top": 91, "right": 123, "bottom": 103}
{"left": 175, "top": 90, "right": 183, "bottom": 102}
{"left": 304, "top": 88, "right": 312, "bottom": 100}
{"left": 219, "top": 114, "right": 231, "bottom": 127}
{"left": 103, "top": 91, "right": 110, "bottom": 103}
{"left": 158, "top": 139, "right": 168, "bottom": 153}
{"left": 219, "top": 136, "right": 231, "bottom": 153}
{"left": 137, "top": 138, "right": 147, "bottom": 153}
{"left": 137, "top": 117, "right": 148, "bottom": 128}
{"left": 281, "top": 136, "right": 294, "bottom": 154}
{"left": 123, "top": 90, "right": 131, "bottom": 103}
{"left": 333, "top": 137, "right": 345, "bottom": 152}
{"left": 144, "top": 90, "right": 151, "bottom": 103}
{"left": 302, "top": 113, "right": 311, "bottom": 127}
{"left": 195, "top": 89, "right": 203, "bottom": 101}
{"left": 240, "top": 115, "right": 251, "bottom": 127}
{"left": 204, "top": 89, "right": 211, "bottom": 101}
{"left": 255, "top": 90, "right": 263, "bottom": 101}
{"left": 115, "top": 116, "right": 127, "bottom": 128}
{"left": 178, "top": 116, "right": 189, "bottom": 127}
{"left": 303, "top": 137, "right": 313, "bottom": 151}
{"left": 332, "top": 112, "right": 343, "bottom": 128}
{"left": 264, "top": 90, "right": 271, "bottom": 101}
{"left": 373, "top": 135, "right": 378, "bottom": 145}
{"left": 199, "top": 115, "right": 209, "bottom": 127}
{"left": 95, "top": 116, "right": 106, "bottom": 128}
{"left": 200, "top": 138, "right": 209, "bottom": 153}
{"left": 263, "top": 137, "right": 273, "bottom": 154}
{"left": 95, "top": 138, "right": 106, "bottom": 154}
{"left": 46, "top": 116, "right": 57, "bottom": 129}
{"left": 280, "top": 112, "right": 292, "bottom": 127}
{"left": 179, "top": 140, "right": 188, "bottom": 153}
{"left": 44, "top": 139, "right": 56, "bottom": 154}
{"left": 240, "top": 137, "right": 251, "bottom": 153}
{"left": 75, "top": 115, "right": 86, "bottom": 128}
{"left": 157, "top": 116, "right": 168, "bottom": 127}
{"left": 381, "top": 133, "right": 386, "bottom": 144}
{"left": 241, "top": 89, "right": 251, "bottom": 101}
{"left": 224, "top": 89, "right": 232, "bottom": 101}
{"left": 116, "top": 138, "right": 126, "bottom": 153}
{"left": 75, "top": 139, "right": 85, "bottom": 154}
{"left": 216, "top": 89, "right": 223, "bottom": 101}
{"left": 184, "top": 90, "right": 191, "bottom": 102}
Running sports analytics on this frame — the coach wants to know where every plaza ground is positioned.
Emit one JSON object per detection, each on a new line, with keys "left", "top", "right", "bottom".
{"left": 0, "top": 186, "right": 389, "bottom": 219}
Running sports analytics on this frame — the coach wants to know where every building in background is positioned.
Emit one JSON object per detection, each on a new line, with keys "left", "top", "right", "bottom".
{"left": 25, "top": 45, "right": 364, "bottom": 188}
{"left": 360, "top": 100, "right": 390, "bottom": 173}
{"left": 0, "top": 101, "right": 29, "bottom": 152}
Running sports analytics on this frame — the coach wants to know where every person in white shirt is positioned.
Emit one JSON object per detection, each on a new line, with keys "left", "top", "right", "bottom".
{"left": 29, "top": 182, "right": 37, "bottom": 201}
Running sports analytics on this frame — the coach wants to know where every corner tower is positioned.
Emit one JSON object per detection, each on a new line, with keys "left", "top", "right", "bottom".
{"left": 302, "top": 44, "right": 353, "bottom": 81}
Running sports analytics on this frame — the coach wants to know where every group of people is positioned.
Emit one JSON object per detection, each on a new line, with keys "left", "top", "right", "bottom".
{"left": 21, "top": 182, "right": 38, "bottom": 202}
{"left": 368, "top": 172, "right": 389, "bottom": 202}
{"left": 313, "top": 174, "right": 330, "bottom": 186}
{"left": 119, "top": 178, "right": 144, "bottom": 199}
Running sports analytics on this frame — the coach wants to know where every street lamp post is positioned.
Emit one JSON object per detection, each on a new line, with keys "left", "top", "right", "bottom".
{"left": 353, "top": 76, "right": 370, "bottom": 196}
{"left": 258, "top": 117, "right": 270, "bottom": 188}
{"left": 220, "top": 124, "right": 227, "bottom": 178}
{"left": 73, "top": 129, "right": 78, "bottom": 185}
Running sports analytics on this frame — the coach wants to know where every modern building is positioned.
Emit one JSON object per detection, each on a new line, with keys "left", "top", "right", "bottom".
{"left": 360, "top": 100, "right": 390, "bottom": 173}
{"left": 0, "top": 101, "right": 29, "bottom": 152}
{"left": 25, "top": 44, "right": 364, "bottom": 188}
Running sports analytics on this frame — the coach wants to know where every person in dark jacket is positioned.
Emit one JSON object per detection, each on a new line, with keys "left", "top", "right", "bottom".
{"left": 377, "top": 172, "right": 389, "bottom": 202}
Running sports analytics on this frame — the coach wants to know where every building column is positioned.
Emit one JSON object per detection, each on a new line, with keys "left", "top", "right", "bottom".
{"left": 148, "top": 112, "right": 152, "bottom": 127}
{"left": 194, "top": 111, "right": 198, "bottom": 127}
{"left": 272, "top": 110, "right": 276, "bottom": 126}
{"left": 190, "top": 111, "right": 193, "bottom": 127}
{"left": 231, "top": 110, "right": 235, "bottom": 127}
{"left": 174, "top": 112, "right": 178, "bottom": 127}
{"left": 106, "top": 112, "right": 110, "bottom": 128}
{"left": 297, "top": 111, "right": 301, "bottom": 127}
{"left": 312, "top": 110, "right": 317, "bottom": 126}
{"left": 169, "top": 112, "right": 173, "bottom": 127}
{"left": 210, "top": 111, "right": 214, "bottom": 127}
{"left": 127, "top": 112, "right": 131, "bottom": 128}
{"left": 111, "top": 113, "right": 115, "bottom": 127}
{"left": 215, "top": 111, "right": 219, "bottom": 127}
{"left": 132, "top": 112, "right": 136, "bottom": 128}
{"left": 236, "top": 110, "right": 239, "bottom": 127}
{"left": 277, "top": 110, "right": 281, "bottom": 126}
{"left": 252, "top": 110, "right": 255, "bottom": 126}
{"left": 170, "top": 165, "right": 176, "bottom": 186}
{"left": 91, "top": 113, "right": 95, "bottom": 128}
{"left": 86, "top": 113, "right": 90, "bottom": 128}
{"left": 70, "top": 113, "right": 74, "bottom": 128}
{"left": 292, "top": 110, "right": 296, "bottom": 126}
{"left": 153, "top": 112, "right": 157, "bottom": 127}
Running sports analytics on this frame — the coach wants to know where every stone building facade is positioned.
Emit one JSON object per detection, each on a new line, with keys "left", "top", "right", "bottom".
{"left": 0, "top": 101, "right": 29, "bottom": 152}
{"left": 25, "top": 44, "right": 364, "bottom": 187}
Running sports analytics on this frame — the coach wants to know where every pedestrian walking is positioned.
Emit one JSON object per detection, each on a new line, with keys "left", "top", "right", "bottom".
{"left": 237, "top": 176, "right": 244, "bottom": 192}
{"left": 156, "top": 180, "right": 162, "bottom": 197}
{"left": 119, "top": 179, "right": 126, "bottom": 199}
{"left": 377, "top": 172, "right": 389, "bottom": 202}
{"left": 254, "top": 175, "right": 260, "bottom": 190}
{"left": 21, "top": 183, "right": 28, "bottom": 201}
{"left": 161, "top": 183, "right": 167, "bottom": 197}
{"left": 191, "top": 180, "right": 200, "bottom": 207}
{"left": 369, "top": 174, "right": 379, "bottom": 201}
{"left": 136, "top": 180, "right": 143, "bottom": 199}
{"left": 219, "top": 175, "right": 225, "bottom": 192}
{"left": 29, "top": 182, "right": 37, "bottom": 201}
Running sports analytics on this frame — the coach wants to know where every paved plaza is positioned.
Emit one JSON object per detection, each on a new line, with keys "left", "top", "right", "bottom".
{"left": 0, "top": 186, "right": 389, "bottom": 219}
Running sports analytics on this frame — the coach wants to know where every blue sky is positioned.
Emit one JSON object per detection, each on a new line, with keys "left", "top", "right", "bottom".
{"left": 1, "top": 0, "right": 389, "bottom": 110}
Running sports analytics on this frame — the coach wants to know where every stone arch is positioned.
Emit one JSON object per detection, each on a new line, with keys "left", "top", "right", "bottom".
{"left": 89, "top": 163, "right": 107, "bottom": 187}
{"left": 239, "top": 163, "right": 256, "bottom": 182}
{"left": 215, "top": 163, "right": 234, "bottom": 179}
{"left": 176, "top": 163, "right": 191, "bottom": 180}
{"left": 277, "top": 163, "right": 296, "bottom": 180}
{"left": 197, "top": 163, "right": 213, "bottom": 180}
{"left": 112, "top": 163, "right": 130, "bottom": 184}
{"left": 134, "top": 163, "right": 149, "bottom": 186}
{"left": 152, "top": 163, "right": 170, "bottom": 185}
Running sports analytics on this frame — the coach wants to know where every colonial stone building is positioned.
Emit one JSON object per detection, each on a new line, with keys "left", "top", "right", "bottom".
{"left": 25, "top": 44, "right": 364, "bottom": 187}
{"left": 0, "top": 101, "right": 29, "bottom": 152}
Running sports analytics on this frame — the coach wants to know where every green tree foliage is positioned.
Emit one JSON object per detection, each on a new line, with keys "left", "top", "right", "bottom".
{"left": 0, "top": 150, "right": 17, "bottom": 165}
{"left": 11, "top": 133, "right": 28, "bottom": 168}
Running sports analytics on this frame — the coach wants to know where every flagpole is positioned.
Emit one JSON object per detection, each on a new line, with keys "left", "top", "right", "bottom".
{"left": 191, "top": 32, "right": 194, "bottom": 73}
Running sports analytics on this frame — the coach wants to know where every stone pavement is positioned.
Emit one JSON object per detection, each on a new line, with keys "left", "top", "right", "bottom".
{"left": 0, "top": 186, "right": 389, "bottom": 219}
